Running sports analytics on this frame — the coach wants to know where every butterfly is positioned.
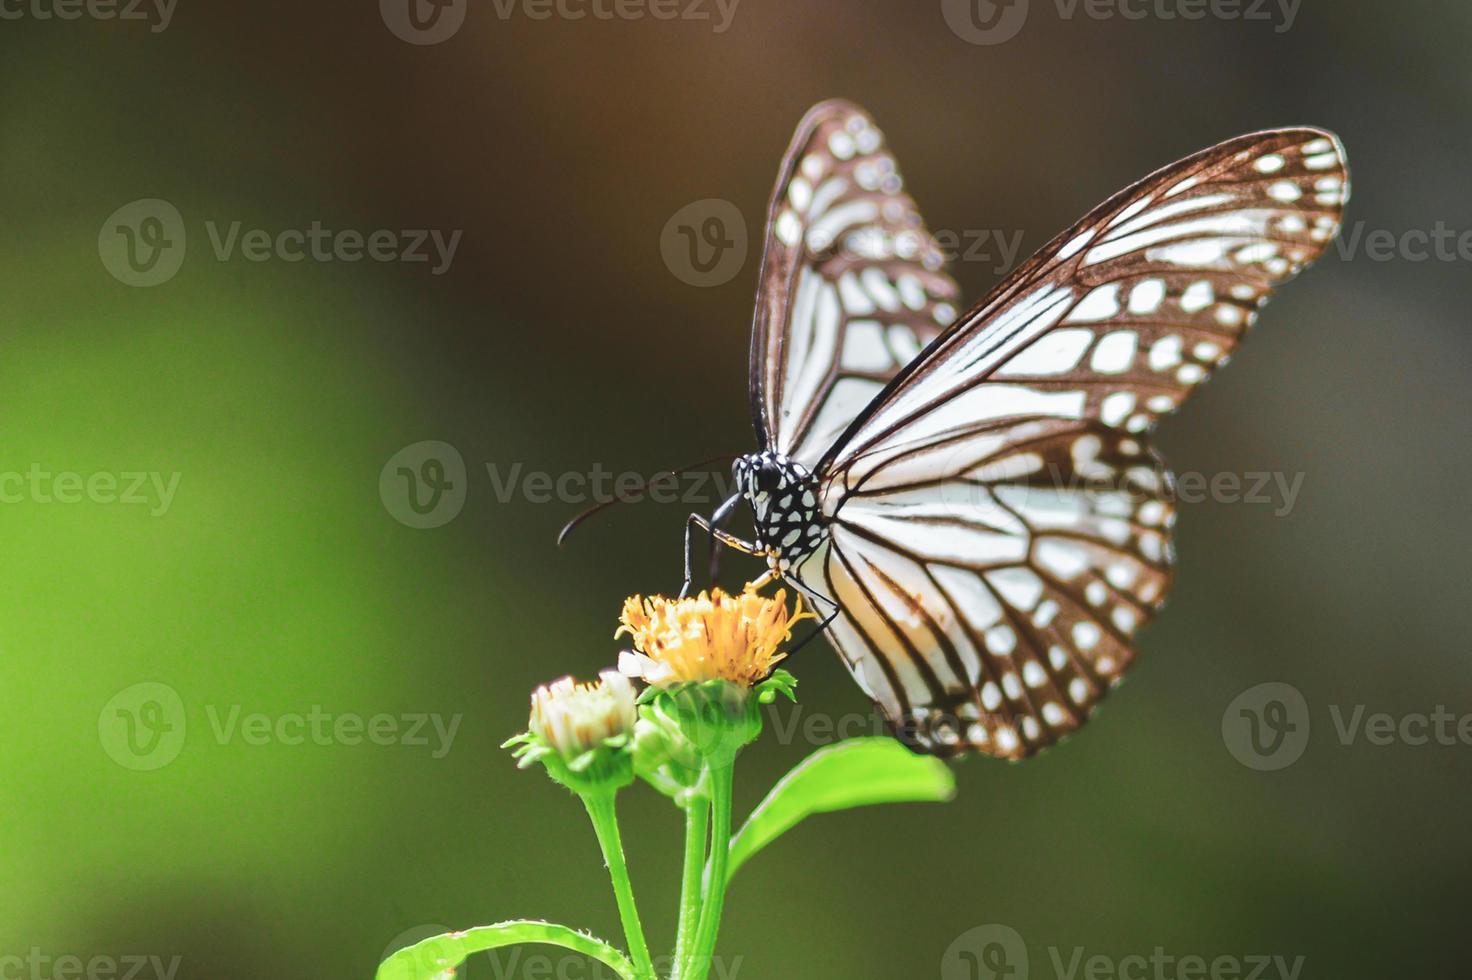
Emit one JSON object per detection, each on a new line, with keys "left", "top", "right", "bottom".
{"left": 682, "top": 99, "right": 1348, "bottom": 759}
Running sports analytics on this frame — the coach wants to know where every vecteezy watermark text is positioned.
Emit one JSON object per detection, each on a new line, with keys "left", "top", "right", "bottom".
{"left": 0, "top": 0, "right": 176, "bottom": 32}
{"left": 99, "top": 199, "right": 461, "bottom": 286}
{"left": 1333, "top": 220, "right": 1472, "bottom": 263}
{"left": 99, "top": 682, "right": 462, "bottom": 770}
{"left": 1223, "top": 681, "right": 1472, "bottom": 771}
{"left": 941, "top": 0, "right": 1300, "bottom": 46}
{"left": 0, "top": 949, "right": 182, "bottom": 980}
{"left": 942, "top": 924, "right": 1305, "bottom": 980}
{"left": 0, "top": 465, "right": 180, "bottom": 516}
{"left": 379, "top": 0, "right": 739, "bottom": 45}
{"left": 380, "top": 442, "right": 1310, "bottom": 528}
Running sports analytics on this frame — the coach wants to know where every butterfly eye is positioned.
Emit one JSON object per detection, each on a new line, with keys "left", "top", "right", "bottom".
{"left": 755, "top": 459, "right": 783, "bottom": 493}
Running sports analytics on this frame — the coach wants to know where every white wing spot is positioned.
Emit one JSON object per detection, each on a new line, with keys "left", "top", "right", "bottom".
{"left": 775, "top": 210, "right": 801, "bottom": 246}
{"left": 1101, "top": 391, "right": 1136, "bottom": 427}
{"left": 988, "top": 568, "right": 1045, "bottom": 611}
{"left": 1267, "top": 180, "right": 1302, "bottom": 203}
{"left": 996, "top": 328, "right": 1095, "bottom": 376}
{"left": 1215, "top": 304, "right": 1244, "bottom": 326}
{"left": 1067, "top": 285, "right": 1122, "bottom": 323}
{"left": 1037, "top": 540, "right": 1089, "bottom": 579}
{"left": 1148, "top": 335, "right": 1183, "bottom": 371}
{"left": 1057, "top": 229, "right": 1096, "bottom": 260}
{"left": 1180, "top": 280, "right": 1214, "bottom": 313}
{"left": 1164, "top": 175, "right": 1199, "bottom": 197}
{"left": 985, "top": 625, "right": 1018, "bottom": 656}
{"left": 1127, "top": 278, "right": 1166, "bottom": 314}
{"left": 1091, "top": 331, "right": 1137, "bottom": 374}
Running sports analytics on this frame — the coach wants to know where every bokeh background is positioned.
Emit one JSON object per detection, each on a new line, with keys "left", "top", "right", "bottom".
{"left": 4, "top": 1, "right": 1471, "bottom": 977}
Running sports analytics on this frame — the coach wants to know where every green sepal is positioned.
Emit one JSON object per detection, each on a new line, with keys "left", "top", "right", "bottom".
{"left": 643, "top": 671, "right": 795, "bottom": 771}
{"left": 502, "top": 730, "right": 634, "bottom": 796}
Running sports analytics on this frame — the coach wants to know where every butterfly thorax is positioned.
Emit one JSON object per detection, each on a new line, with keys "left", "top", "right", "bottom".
{"left": 733, "top": 451, "right": 826, "bottom": 573}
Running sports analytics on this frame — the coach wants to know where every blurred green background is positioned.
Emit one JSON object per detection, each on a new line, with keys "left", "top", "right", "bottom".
{"left": 3, "top": 1, "right": 1470, "bottom": 977}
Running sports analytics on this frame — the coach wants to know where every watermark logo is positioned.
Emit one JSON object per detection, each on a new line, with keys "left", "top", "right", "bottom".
{"left": 99, "top": 682, "right": 188, "bottom": 771}
{"left": 944, "top": 924, "right": 1030, "bottom": 980}
{"left": 660, "top": 199, "right": 747, "bottom": 287}
{"left": 99, "top": 199, "right": 187, "bottom": 287}
{"left": 940, "top": 0, "right": 1029, "bottom": 45}
{"left": 379, "top": 923, "right": 462, "bottom": 977}
{"left": 379, "top": 0, "right": 467, "bottom": 43}
{"left": 1221, "top": 681, "right": 1311, "bottom": 771}
{"left": 380, "top": 440, "right": 468, "bottom": 529}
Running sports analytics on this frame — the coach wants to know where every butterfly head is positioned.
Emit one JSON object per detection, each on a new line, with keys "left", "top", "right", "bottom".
{"left": 733, "top": 451, "right": 825, "bottom": 572}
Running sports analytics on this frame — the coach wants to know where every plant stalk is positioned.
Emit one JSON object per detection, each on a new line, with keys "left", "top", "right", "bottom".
{"left": 673, "top": 794, "right": 710, "bottom": 979}
{"left": 583, "top": 792, "right": 657, "bottom": 980}
{"left": 686, "top": 762, "right": 735, "bottom": 980}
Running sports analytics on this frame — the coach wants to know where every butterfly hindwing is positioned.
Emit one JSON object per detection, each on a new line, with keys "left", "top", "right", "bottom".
{"left": 796, "top": 421, "right": 1173, "bottom": 758}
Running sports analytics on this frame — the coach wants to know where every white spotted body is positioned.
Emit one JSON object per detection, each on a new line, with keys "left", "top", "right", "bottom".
{"left": 732, "top": 451, "right": 826, "bottom": 575}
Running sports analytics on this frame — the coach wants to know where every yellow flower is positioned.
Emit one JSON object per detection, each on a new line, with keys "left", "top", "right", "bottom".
{"left": 616, "top": 586, "right": 812, "bottom": 688}
{"left": 528, "top": 670, "right": 637, "bottom": 760}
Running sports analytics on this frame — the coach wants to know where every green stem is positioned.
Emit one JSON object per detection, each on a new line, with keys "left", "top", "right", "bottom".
{"left": 582, "top": 793, "right": 657, "bottom": 980}
{"left": 673, "top": 794, "right": 710, "bottom": 978}
{"left": 687, "top": 762, "right": 735, "bottom": 980}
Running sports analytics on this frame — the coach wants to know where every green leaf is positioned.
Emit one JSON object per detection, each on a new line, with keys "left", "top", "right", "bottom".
{"left": 376, "top": 920, "right": 636, "bottom": 980}
{"left": 726, "top": 737, "right": 956, "bottom": 881}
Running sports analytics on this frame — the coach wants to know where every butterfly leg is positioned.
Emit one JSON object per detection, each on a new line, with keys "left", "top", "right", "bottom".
{"left": 682, "top": 511, "right": 760, "bottom": 598}
{"left": 787, "top": 606, "right": 840, "bottom": 657}
{"left": 705, "top": 492, "right": 742, "bottom": 586}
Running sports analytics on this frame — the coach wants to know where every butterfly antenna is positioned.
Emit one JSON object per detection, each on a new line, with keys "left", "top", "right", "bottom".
{"left": 556, "top": 453, "right": 740, "bottom": 548}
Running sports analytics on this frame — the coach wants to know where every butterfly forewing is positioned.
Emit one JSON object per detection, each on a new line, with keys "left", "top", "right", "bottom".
{"left": 786, "top": 124, "right": 1347, "bottom": 758}
{"left": 821, "top": 128, "right": 1349, "bottom": 474}
{"left": 749, "top": 100, "right": 962, "bottom": 468}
